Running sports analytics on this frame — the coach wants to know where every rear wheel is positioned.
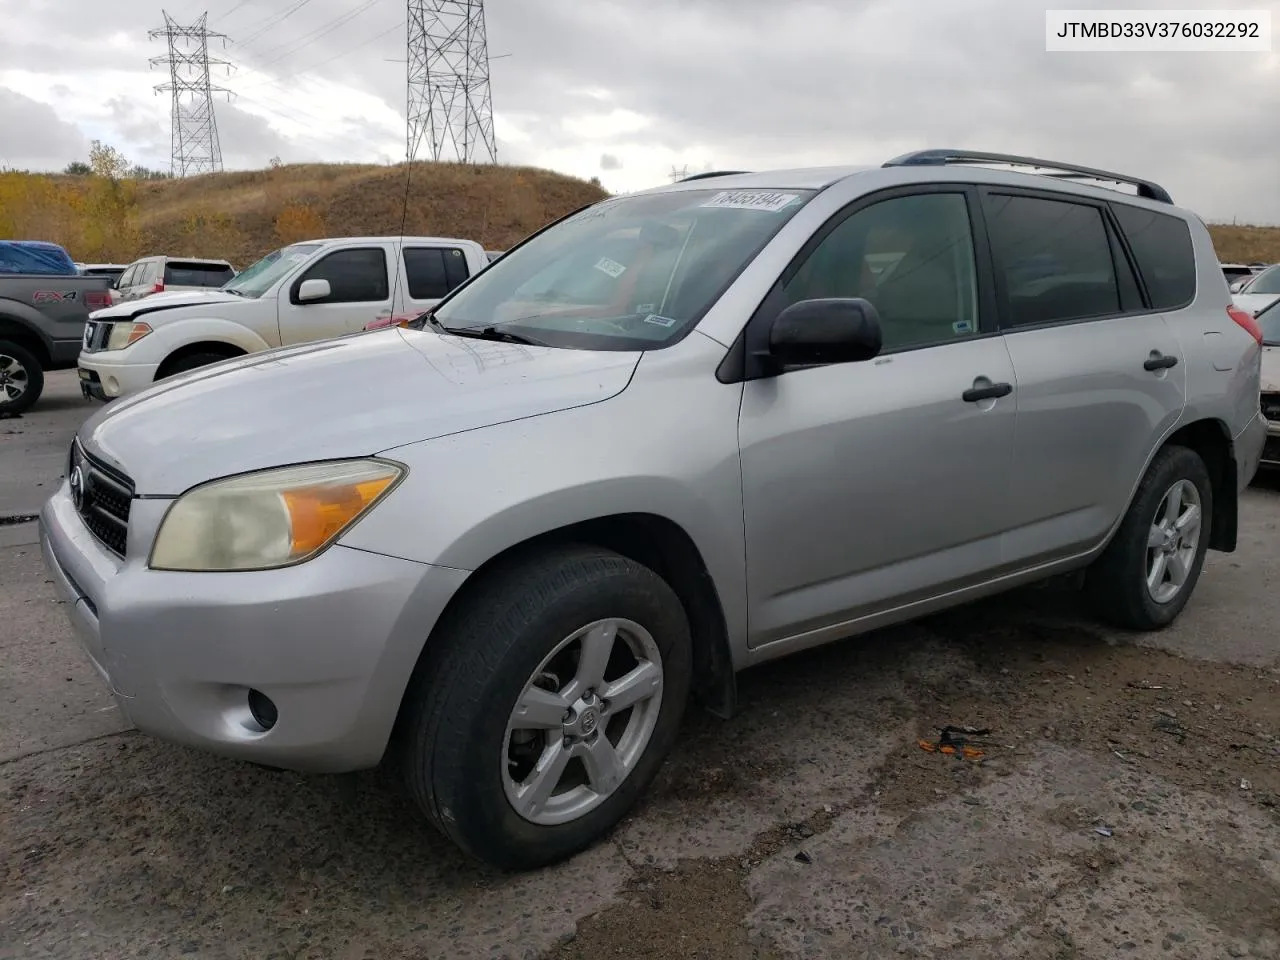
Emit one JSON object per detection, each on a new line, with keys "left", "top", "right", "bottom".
{"left": 401, "top": 544, "right": 693, "bottom": 871}
{"left": 0, "top": 340, "right": 43, "bottom": 415}
{"left": 1084, "top": 444, "right": 1212, "bottom": 630}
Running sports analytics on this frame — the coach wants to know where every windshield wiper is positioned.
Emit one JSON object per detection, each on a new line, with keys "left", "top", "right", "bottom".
{"left": 442, "top": 324, "right": 549, "bottom": 347}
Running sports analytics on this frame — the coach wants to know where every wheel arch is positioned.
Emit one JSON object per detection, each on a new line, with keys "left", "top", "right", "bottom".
{"left": 0, "top": 314, "right": 53, "bottom": 367}
{"left": 1114, "top": 417, "right": 1237, "bottom": 555}
{"left": 390, "top": 512, "right": 737, "bottom": 748}
{"left": 155, "top": 340, "right": 248, "bottom": 379}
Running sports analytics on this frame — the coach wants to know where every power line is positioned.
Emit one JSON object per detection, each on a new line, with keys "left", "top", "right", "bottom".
{"left": 230, "top": 21, "right": 402, "bottom": 91}
{"left": 149, "top": 11, "right": 232, "bottom": 177}
{"left": 252, "top": 0, "right": 386, "bottom": 70}
{"left": 236, "top": 0, "right": 319, "bottom": 48}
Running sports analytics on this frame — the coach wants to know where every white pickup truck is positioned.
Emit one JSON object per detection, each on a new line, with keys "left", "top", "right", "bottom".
{"left": 77, "top": 235, "right": 489, "bottom": 401}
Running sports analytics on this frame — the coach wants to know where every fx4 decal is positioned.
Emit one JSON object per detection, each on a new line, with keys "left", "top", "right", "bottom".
{"left": 33, "top": 290, "right": 79, "bottom": 303}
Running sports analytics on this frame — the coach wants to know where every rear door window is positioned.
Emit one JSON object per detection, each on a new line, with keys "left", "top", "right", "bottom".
{"left": 1110, "top": 204, "right": 1196, "bottom": 309}
{"left": 403, "top": 247, "right": 471, "bottom": 300}
{"left": 984, "top": 194, "right": 1122, "bottom": 327}
{"left": 164, "top": 261, "right": 235, "bottom": 288}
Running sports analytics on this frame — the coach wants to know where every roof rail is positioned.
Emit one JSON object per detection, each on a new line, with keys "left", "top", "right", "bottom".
{"left": 679, "top": 170, "right": 751, "bottom": 182}
{"left": 882, "top": 149, "right": 1173, "bottom": 204}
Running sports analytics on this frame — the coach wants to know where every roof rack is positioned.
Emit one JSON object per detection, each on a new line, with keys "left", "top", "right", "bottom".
{"left": 882, "top": 149, "right": 1173, "bottom": 204}
{"left": 679, "top": 170, "right": 752, "bottom": 182}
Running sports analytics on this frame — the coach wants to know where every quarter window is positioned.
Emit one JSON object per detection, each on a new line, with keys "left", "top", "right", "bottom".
{"left": 295, "top": 248, "right": 389, "bottom": 304}
{"left": 1110, "top": 204, "right": 1196, "bottom": 310}
{"left": 781, "top": 192, "right": 980, "bottom": 351}
{"left": 985, "top": 194, "right": 1121, "bottom": 327}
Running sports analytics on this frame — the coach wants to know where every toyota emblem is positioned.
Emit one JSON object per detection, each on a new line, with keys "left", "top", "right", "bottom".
{"left": 69, "top": 465, "right": 84, "bottom": 510}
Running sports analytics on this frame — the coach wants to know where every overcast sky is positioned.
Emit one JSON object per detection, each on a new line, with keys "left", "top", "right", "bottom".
{"left": 0, "top": 0, "right": 1277, "bottom": 223}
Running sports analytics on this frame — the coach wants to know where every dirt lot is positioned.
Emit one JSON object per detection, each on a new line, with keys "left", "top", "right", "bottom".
{"left": 3, "top": 374, "right": 1279, "bottom": 960}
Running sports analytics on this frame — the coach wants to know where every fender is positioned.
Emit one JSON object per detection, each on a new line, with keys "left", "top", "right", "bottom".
{"left": 0, "top": 301, "right": 56, "bottom": 357}
{"left": 132, "top": 315, "right": 274, "bottom": 361}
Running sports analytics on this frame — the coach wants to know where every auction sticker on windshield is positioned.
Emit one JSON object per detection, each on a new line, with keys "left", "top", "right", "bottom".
{"left": 700, "top": 190, "right": 799, "bottom": 213}
{"left": 594, "top": 257, "right": 627, "bottom": 278}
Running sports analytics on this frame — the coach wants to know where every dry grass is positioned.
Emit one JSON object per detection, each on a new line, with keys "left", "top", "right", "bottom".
{"left": 1204, "top": 224, "right": 1280, "bottom": 265}
{"left": 132, "top": 161, "right": 610, "bottom": 267}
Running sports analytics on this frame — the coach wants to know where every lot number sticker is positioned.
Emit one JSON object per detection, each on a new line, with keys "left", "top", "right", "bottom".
{"left": 700, "top": 190, "right": 799, "bottom": 213}
{"left": 594, "top": 257, "right": 627, "bottom": 278}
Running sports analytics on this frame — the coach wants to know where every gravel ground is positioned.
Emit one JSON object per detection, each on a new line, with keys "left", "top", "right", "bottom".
{"left": 3, "top": 374, "right": 1279, "bottom": 960}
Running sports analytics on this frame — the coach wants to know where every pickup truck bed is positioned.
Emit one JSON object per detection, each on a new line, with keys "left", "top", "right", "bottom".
{"left": 0, "top": 273, "right": 113, "bottom": 413}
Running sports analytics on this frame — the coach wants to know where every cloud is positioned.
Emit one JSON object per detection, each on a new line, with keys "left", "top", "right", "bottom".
{"left": 0, "top": 0, "right": 1275, "bottom": 222}
{"left": 0, "top": 87, "right": 88, "bottom": 171}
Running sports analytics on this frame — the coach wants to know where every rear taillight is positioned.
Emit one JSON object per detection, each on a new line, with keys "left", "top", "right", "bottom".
{"left": 152, "top": 281, "right": 165, "bottom": 294}
{"left": 84, "top": 290, "right": 111, "bottom": 310}
{"left": 1227, "top": 304, "right": 1263, "bottom": 345}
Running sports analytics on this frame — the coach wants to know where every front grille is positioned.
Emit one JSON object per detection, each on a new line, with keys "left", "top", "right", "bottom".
{"left": 1262, "top": 393, "right": 1280, "bottom": 424}
{"left": 69, "top": 442, "right": 134, "bottom": 556}
{"left": 81, "top": 321, "right": 113, "bottom": 353}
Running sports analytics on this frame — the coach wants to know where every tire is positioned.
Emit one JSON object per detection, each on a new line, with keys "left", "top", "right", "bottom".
{"left": 401, "top": 544, "right": 693, "bottom": 871}
{"left": 1084, "top": 444, "right": 1213, "bottom": 631}
{"left": 158, "top": 352, "right": 230, "bottom": 380}
{"left": 0, "top": 339, "right": 44, "bottom": 415}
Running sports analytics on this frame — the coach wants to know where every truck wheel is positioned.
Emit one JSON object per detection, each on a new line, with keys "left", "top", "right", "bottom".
{"left": 0, "top": 340, "right": 43, "bottom": 415}
{"left": 1084, "top": 444, "right": 1212, "bottom": 631}
{"left": 401, "top": 544, "right": 693, "bottom": 871}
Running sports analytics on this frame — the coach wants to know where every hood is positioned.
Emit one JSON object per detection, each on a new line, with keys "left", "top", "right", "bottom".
{"left": 1263, "top": 345, "right": 1279, "bottom": 393}
{"left": 91, "top": 288, "right": 244, "bottom": 320}
{"left": 79, "top": 328, "right": 641, "bottom": 495}
{"left": 1231, "top": 292, "right": 1280, "bottom": 317}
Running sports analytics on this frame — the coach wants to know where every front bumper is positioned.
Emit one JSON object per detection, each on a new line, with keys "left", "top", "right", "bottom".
{"left": 77, "top": 352, "right": 160, "bottom": 400}
{"left": 38, "top": 481, "right": 469, "bottom": 773}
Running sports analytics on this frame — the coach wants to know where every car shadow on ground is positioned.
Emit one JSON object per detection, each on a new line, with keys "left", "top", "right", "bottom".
{"left": 3, "top": 578, "right": 1142, "bottom": 957}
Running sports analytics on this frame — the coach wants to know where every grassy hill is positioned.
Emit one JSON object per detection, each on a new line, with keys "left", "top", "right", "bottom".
{"left": 0, "top": 162, "right": 610, "bottom": 268}
{"left": 0, "top": 161, "right": 1276, "bottom": 269}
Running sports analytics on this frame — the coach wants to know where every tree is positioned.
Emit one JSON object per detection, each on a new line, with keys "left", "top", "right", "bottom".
{"left": 89, "top": 140, "right": 132, "bottom": 181}
{"left": 64, "top": 161, "right": 92, "bottom": 176}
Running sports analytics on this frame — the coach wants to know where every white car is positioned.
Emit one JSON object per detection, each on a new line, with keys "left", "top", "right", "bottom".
{"left": 1231, "top": 263, "right": 1280, "bottom": 317}
{"left": 78, "top": 235, "right": 488, "bottom": 401}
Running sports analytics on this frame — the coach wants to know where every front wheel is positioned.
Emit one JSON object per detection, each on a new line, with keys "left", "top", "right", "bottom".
{"left": 1084, "top": 444, "right": 1213, "bottom": 631}
{"left": 401, "top": 545, "right": 693, "bottom": 871}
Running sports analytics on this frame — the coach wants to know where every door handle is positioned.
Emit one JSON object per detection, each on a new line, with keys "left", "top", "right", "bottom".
{"left": 1143, "top": 353, "right": 1178, "bottom": 371}
{"left": 962, "top": 381, "right": 1013, "bottom": 403}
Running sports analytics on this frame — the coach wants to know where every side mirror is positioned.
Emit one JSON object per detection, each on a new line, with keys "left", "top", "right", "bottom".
{"left": 767, "top": 298, "right": 883, "bottom": 367}
{"left": 297, "top": 278, "right": 331, "bottom": 302}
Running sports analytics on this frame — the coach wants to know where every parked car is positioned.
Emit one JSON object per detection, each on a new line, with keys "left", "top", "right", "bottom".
{"left": 76, "top": 236, "right": 487, "bottom": 401}
{"left": 1231, "top": 263, "right": 1280, "bottom": 317}
{"left": 75, "top": 262, "right": 129, "bottom": 283}
{"left": 0, "top": 241, "right": 112, "bottom": 413}
{"left": 1221, "top": 262, "right": 1258, "bottom": 287}
{"left": 40, "top": 150, "right": 1266, "bottom": 871}
{"left": 109, "top": 255, "right": 237, "bottom": 305}
{"left": 1258, "top": 298, "right": 1280, "bottom": 471}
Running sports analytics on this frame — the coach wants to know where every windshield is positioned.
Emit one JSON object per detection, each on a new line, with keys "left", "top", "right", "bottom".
{"left": 1259, "top": 300, "right": 1280, "bottom": 346}
{"left": 431, "top": 187, "right": 815, "bottom": 350}
{"left": 222, "top": 243, "right": 322, "bottom": 298}
{"left": 1246, "top": 265, "right": 1280, "bottom": 296}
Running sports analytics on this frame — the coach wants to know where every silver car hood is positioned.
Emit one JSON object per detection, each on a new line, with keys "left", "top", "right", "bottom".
{"left": 1232, "top": 292, "right": 1280, "bottom": 317}
{"left": 78, "top": 328, "right": 641, "bottom": 495}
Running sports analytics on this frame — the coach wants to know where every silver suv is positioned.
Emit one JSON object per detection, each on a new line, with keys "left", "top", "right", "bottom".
{"left": 40, "top": 150, "right": 1267, "bottom": 871}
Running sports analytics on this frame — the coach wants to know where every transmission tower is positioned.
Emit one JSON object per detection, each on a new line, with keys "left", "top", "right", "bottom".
{"left": 406, "top": 0, "right": 497, "bottom": 164}
{"left": 149, "top": 11, "right": 232, "bottom": 177}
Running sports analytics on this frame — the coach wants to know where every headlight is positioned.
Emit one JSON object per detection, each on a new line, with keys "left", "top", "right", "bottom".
{"left": 149, "top": 459, "right": 404, "bottom": 572}
{"left": 107, "top": 321, "right": 152, "bottom": 350}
